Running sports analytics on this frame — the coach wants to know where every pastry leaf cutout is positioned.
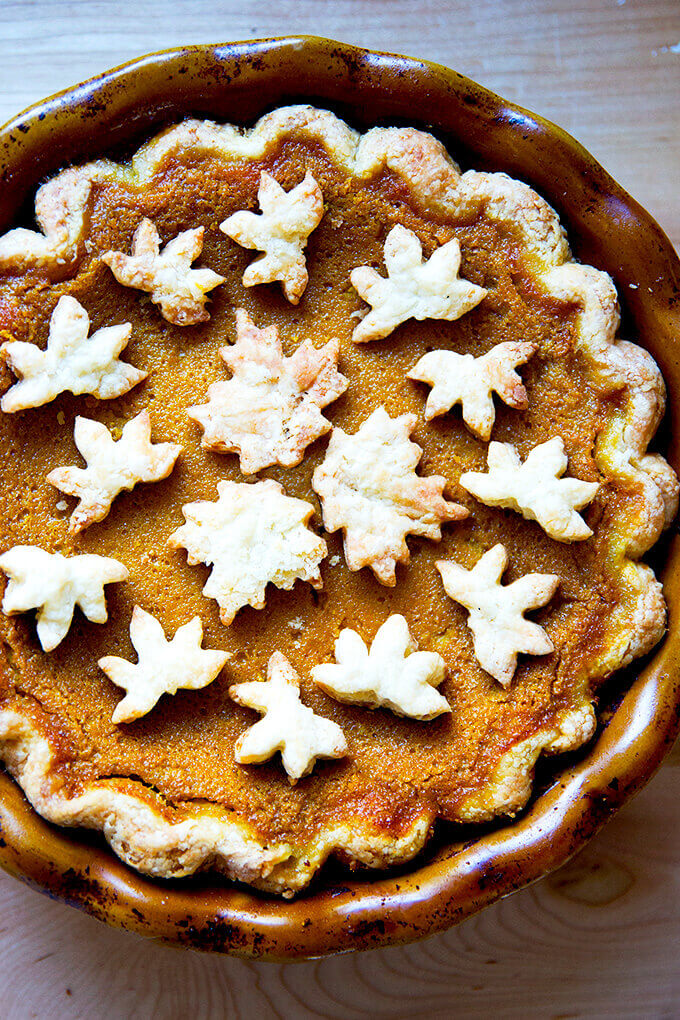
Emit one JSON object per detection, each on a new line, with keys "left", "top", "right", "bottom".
{"left": 0, "top": 546, "right": 128, "bottom": 651}
{"left": 350, "top": 225, "right": 486, "bottom": 342}
{"left": 312, "top": 405, "right": 467, "bottom": 585}
{"left": 99, "top": 607, "right": 230, "bottom": 724}
{"left": 220, "top": 171, "right": 324, "bottom": 304}
{"left": 312, "top": 614, "right": 450, "bottom": 720}
{"left": 460, "top": 437, "right": 600, "bottom": 541}
{"left": 168, "top": 478, "right": 326, "bottom": 624}
{"left": 408, "top": 340, "right": 535, "bottom": 440}
{"left": 230, "top": 651, "right": 348, "bottom": 783}
{"left": 0, "top": 295, "right": 146, "bottom": 413}
{"left": 47, "top": 410, "right": 181, "bottom": 533}
{"left": 436, "top": 544, "right": 559, "bottom": 686}
{"left": 102, "top": 218, "right": 225, "bottom": 326}
{"left": 188, "top": 309, "right": 347, "bottom": 473}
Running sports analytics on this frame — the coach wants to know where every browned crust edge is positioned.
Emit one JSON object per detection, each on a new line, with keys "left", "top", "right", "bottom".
{"left": 0, "top": 105, "right": 676, "bottom": 896}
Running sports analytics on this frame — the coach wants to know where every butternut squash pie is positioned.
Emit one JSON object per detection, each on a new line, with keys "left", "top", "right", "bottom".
{"left": 0, "top": 106, "right": 675, "bottom": 897}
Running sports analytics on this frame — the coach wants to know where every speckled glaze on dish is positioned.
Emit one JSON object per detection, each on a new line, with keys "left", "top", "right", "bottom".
{"left": 0, "top": 37, "right": 678, "bottom": 960}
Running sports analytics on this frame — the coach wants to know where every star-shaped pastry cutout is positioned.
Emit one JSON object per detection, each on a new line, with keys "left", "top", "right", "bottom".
{"left": 168, "top": 478, "right": 327, "bottom": 624}
{"left": 350, "top": 225, "right": 486, "bottom": 343}
{"left": 230, "top": 651, "right": 348, "bottom": 783}
{"left": 0, "top": 545, "right": 128, "bottom": 651}
{"left": 188, "top": 308, "right": 347, "bottom": 473}
{"left": 436, "top": 544, "right": 559, "bottom": 686}
{"left": 47, "top": 410, "right": 182, "bottom": 534}
{"left": 220, "top": 171, "right": 324, "bottom": 303}
{"left": 0, "top": 295, "right": 146, "bottom": 413}
{"left": 312, "top": 614, "right": 450, "bottom": 720}
{"left": 408, "top": 340, "right": 536, "bottom": 440}
{"left": 460, "top": 437, "right": 600, "bottom": 541}
{"left": 102, "top": 218, "right": 225, "bottom": 326}
{"left": 312, "top": 406, "right": 467, "bottom": 585}
{"left": 99, "top": 606, "right": 230, "bottom": 724}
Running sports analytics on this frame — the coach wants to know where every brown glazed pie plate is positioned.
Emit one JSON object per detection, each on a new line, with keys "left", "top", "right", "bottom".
{"left": 0, "top": 36, "right": 678, "bottom": 959}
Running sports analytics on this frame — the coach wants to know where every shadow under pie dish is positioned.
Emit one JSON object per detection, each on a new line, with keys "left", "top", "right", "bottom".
{"left": 0, "top": 39, "right": 678, "bottom": 957}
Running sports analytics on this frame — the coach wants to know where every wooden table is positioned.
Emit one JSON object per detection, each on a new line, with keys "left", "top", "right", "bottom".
{"left": 0, "top": 2, "right": 678, "bottom": 1016}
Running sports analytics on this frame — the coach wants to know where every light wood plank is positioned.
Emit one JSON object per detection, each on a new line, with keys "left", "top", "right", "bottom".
{"left": 1, "top": 0, "right": 678, "bottom": 248}
{"left": 0, "top": 2, "right": 678, "bottom": 1016}
{"left": 0, "top": 758, "right": 678, "bottom": 1019}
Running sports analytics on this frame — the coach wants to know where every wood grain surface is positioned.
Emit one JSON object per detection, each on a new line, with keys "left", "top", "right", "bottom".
{"left": 0, "top": 1, "right": 679, "bottom": 1017}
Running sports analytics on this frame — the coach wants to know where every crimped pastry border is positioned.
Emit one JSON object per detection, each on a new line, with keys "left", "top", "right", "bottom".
{"left": 0, "top": 105, "right": 676, "bottom": 896}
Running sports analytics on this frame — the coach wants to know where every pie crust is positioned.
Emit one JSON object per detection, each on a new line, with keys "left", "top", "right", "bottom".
{"left": 0, "top": 106, "right": 676, "bottom": 897}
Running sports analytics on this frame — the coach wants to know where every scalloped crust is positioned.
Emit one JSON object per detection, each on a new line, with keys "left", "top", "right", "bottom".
{"left": 0, "top": 106, "right": 676, "bottom": 897}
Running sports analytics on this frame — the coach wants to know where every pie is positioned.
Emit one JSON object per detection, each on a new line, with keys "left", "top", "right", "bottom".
{"left": 0, "top": 106, "right": 675, "bottom": 898}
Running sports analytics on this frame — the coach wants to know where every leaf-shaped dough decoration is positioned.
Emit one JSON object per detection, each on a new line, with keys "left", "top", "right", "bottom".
{"left": 0, "top": 296, "right": 146, "bottom": 413}
{"left": 408, "top": 340, "right": 535, "bottom": 440}
{"left": 99, "top": 607, "right": 230, "bottom": 724}
{"left": 312, "top": 614, "right": 450, "bottom": 719}
{"left": 168, "top": 478, "right": 327, "bottom": 624}
{"left": 312, "top": 406, "right": 467, "bottom": 585}
{"left": 436, "top": 544, "right": 559, "bottom": 686}
{"left": 47, "top": 410, "right": 181, "bottom": 533}
{"left": 460, "top": 437, "right": 599, "bottom": 541}
{"left": 102, "top": 218, "right": 225, "bottom": 326}
{"left": 188, "top": 309, "right": 347, "bottom": 473}
{"left": 220, "top": 171, "right": 324, "bottom": 303}
{"left": 350, "top": 224, "right": 486, "bottom": 342}
{"left": 0, "top": 546, "right": 128, "bottom": 651}
{"left": 230, "top": 651, "right": 347, "bottom": 783}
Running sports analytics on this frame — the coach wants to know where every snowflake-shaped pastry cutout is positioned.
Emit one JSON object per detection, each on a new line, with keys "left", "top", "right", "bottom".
{"left": 187, "top": 309, "right": 347, "bottom": 473}
{"left": 168, "top": 478, "right": 327, "bottom": 624}
{"left": 99, "top": 606, "right": 230, "bottom": 724}
{"left": 101, "top": 218, "right": 225, "bottom": 326}
{"left": 312, "top": 614, "right": 450, "bottom": 720}
{"left": 0, "top": 295, "right": 146, "bottom": 413}
{"left": 460, "top": 437, "right": 600, "bottom": 541}
{"left": 0, "top": 545, "right": 128, "bottom": 651}
{"left": 230, "top": 651, "right": 347, "bottom": 783}
{"left": 408, "top": 340, "right": 536, "bottom": 440}
{"left": 350, "top": 225, "right": 486, "bottom": 343}
{"left": 47, "top": 410, "right": 182, "bottom": 534}
{"left": 436, "top": 544, "right": 559, "bottom": 686}
{"left": 220, "top": 171, "right": 324, "bottom": 304}
{"left": 312, "top": 406, "right": 467, "bottom": 585}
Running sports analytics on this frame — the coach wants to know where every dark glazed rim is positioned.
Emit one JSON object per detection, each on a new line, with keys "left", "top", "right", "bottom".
{"left": 0, "top": 37, "right": 679, "bottom": 960}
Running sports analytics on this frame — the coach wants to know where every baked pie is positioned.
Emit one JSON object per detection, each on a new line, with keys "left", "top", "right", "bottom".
{"left": 0, "top": 106, "right": 675, "bottom": 897}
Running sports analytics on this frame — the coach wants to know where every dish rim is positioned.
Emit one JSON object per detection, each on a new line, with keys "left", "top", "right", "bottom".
{"left": 0, "top": 35, "right": 678, "bottom": 960}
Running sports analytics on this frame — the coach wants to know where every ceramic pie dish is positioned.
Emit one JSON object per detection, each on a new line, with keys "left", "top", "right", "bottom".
{"left": 0, "top": 37, "right": 678, "bottom": 958}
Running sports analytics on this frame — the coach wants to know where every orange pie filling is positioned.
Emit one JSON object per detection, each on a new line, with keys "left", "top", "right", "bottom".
{"left": 0, "top": 131, "right": 666, "bottom": 860}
